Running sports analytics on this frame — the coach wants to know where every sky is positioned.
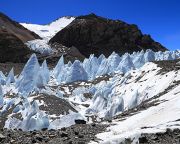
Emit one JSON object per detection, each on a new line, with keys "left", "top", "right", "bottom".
{"left": 0, "top": 0, "right": 180, "bottom": 50}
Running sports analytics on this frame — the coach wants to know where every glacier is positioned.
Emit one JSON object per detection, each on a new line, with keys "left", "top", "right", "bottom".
{"left": 13, "top": 49, "right": 180, "bottom": 95}
{"left": 0, "top": 49, "right": 180, "bottom": 132}
{"left": 5, "top": 100, "right": 49, "bottom": 131}
{"left": 25, "top": 39, "right": 53, "bottom": 55}
{"left": 22, "top": 17, "right": 75, "bottom": 55}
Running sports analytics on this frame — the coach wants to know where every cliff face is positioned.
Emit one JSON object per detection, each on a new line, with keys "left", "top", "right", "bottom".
{"left": 49, "top": 14, "right": 167, "bottom": 57}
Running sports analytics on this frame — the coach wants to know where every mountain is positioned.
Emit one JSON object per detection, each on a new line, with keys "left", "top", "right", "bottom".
{"left": 0, "top": 12, "right": 40, "bottom": 42}
{"left": 21, "top": 17, "right": 85, "bottom": 63}
{"left": 49, "top": 13, "right": 167, "bottom": 57}
{"left": 0, "top": 12, "right": 41, "bottom": 62}
{"left": 0, "top": 12, "right": 180, "bottom": 144}
{"left": 20, "top": 14, "right": 168, "bottom": 63}
{"left": 0, "top": 29, "right": 31, "bottom": 63}
{"left": 21, "top": 16, "right": 85, "bottom": 62}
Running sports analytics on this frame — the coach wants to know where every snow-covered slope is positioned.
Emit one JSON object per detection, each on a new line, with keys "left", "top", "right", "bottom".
{"left": 91, "top": 65, "right": 180, "bottom": 143}
{"left": 20, "top": 17, "right": 75, "bottom": 55}
{"left": 21, "top": 16, "right": 75, "bottom": 40}
{"left": 21, "top": 17, "right": 75, "bottom": 55}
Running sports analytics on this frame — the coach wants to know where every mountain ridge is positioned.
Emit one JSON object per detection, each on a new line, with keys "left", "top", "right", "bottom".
{"left": 49, "top": 13, "right": 167, "bottom": 57}
{"left": 0, "top": 12, "right": 41, "bottom": 42}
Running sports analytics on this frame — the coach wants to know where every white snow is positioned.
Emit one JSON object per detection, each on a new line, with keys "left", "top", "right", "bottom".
{"left": 21, "top": 17, "right": 75, "bottom": 55}
{"left": 87, "top": 67, "right": 180, "bottom": 143}
{"left": 21, "top": 17, "right": 75, "bottom": 40}
{"left": 93, "top": 83, "right": 180, "bottom": 143}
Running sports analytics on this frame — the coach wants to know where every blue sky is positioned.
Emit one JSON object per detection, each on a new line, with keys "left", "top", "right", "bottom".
{"left": 0, "top": 0, "right": 180, "bottom": 50}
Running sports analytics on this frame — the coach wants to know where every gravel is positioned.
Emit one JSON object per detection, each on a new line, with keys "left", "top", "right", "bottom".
{"left": 0, "top": 124, "right": 108, "bottom": 144}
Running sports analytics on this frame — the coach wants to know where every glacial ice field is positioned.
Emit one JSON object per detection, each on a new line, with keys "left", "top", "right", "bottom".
{"left": 0, "top": 49, "right": 180, "bottom": 134}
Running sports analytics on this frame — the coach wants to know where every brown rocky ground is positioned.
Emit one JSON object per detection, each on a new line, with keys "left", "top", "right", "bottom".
{"left": 0, "top": 124, "right": 108, "bottom": 144}
{"left": 0, "top": 63, "right": 24, "bottom": 75}
{"left": 139, "top": 128, "right": 180, "bottom": 144}
{"left": 33, "top": 94, "right": 77, "bottom": 116}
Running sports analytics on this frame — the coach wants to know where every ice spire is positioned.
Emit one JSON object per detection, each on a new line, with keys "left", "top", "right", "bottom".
{"left": 17, "top": 54, "right": 41, "bottom": 94}
{"left": 83, "top": 54, "right": 99, "bottom": 80}
{"left": 20, "top": 100, "right": 49, "bottom": 131}
{"left": 117, "top": 54, "right": 134, "bottom": 73}
{"left": 0, "top": 84, "right": 3, "bottom": 107}
{"left": 144, "top": 49, "right": 155, "bottom": 63}
{"left": 6, "top": 68, "right": 15, "bottom": 85}
{"left": 53, "top": 55, "right": 64, "bottom": 78}
{"left": 0, "top": 71, "right": 6, "bottom": 85}
{"left": 96, "top": 58, "right": 109, "bottom": 76}
{"left": 132, "top": 51, "right": 145, "bottom": 68}
{"left": 98, "top": 54, "right": 106, "bottom": 65}
{"left": 65, "top": 60, "right": 88, "bottom": 83}
{"left": 41, "top": 60, "right": 50, "bottom": 83}
{"left": 105, "top": 96, "right": 124, "bottom": 118}
{"left": 107, "top": 52, "right": 121, "bottom": 73}
{"left": 163, "top": 51, "right": 173, "bottom": 60}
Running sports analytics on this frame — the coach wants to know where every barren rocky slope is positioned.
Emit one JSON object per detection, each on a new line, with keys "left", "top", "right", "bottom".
{"left": 0, "top": 12, "right": 41, "bottom": 63}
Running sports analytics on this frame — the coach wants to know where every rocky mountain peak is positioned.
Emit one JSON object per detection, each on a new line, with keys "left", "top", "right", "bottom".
{"left": 49, "top": 14, "right": 167, "bottom": 58}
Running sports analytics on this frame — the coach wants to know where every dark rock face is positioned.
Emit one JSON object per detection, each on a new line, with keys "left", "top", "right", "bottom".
{"left": 0, "top": 12, "right": 41, "bottom": 42}
{"left": 0, "top": 29, "right": 31, "bottom": 63}
{"left": 49, "top": 13, "right": 167, "bottom": 57}
{"left": 0, "top": 12, "right": 40, "bottom": 63}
